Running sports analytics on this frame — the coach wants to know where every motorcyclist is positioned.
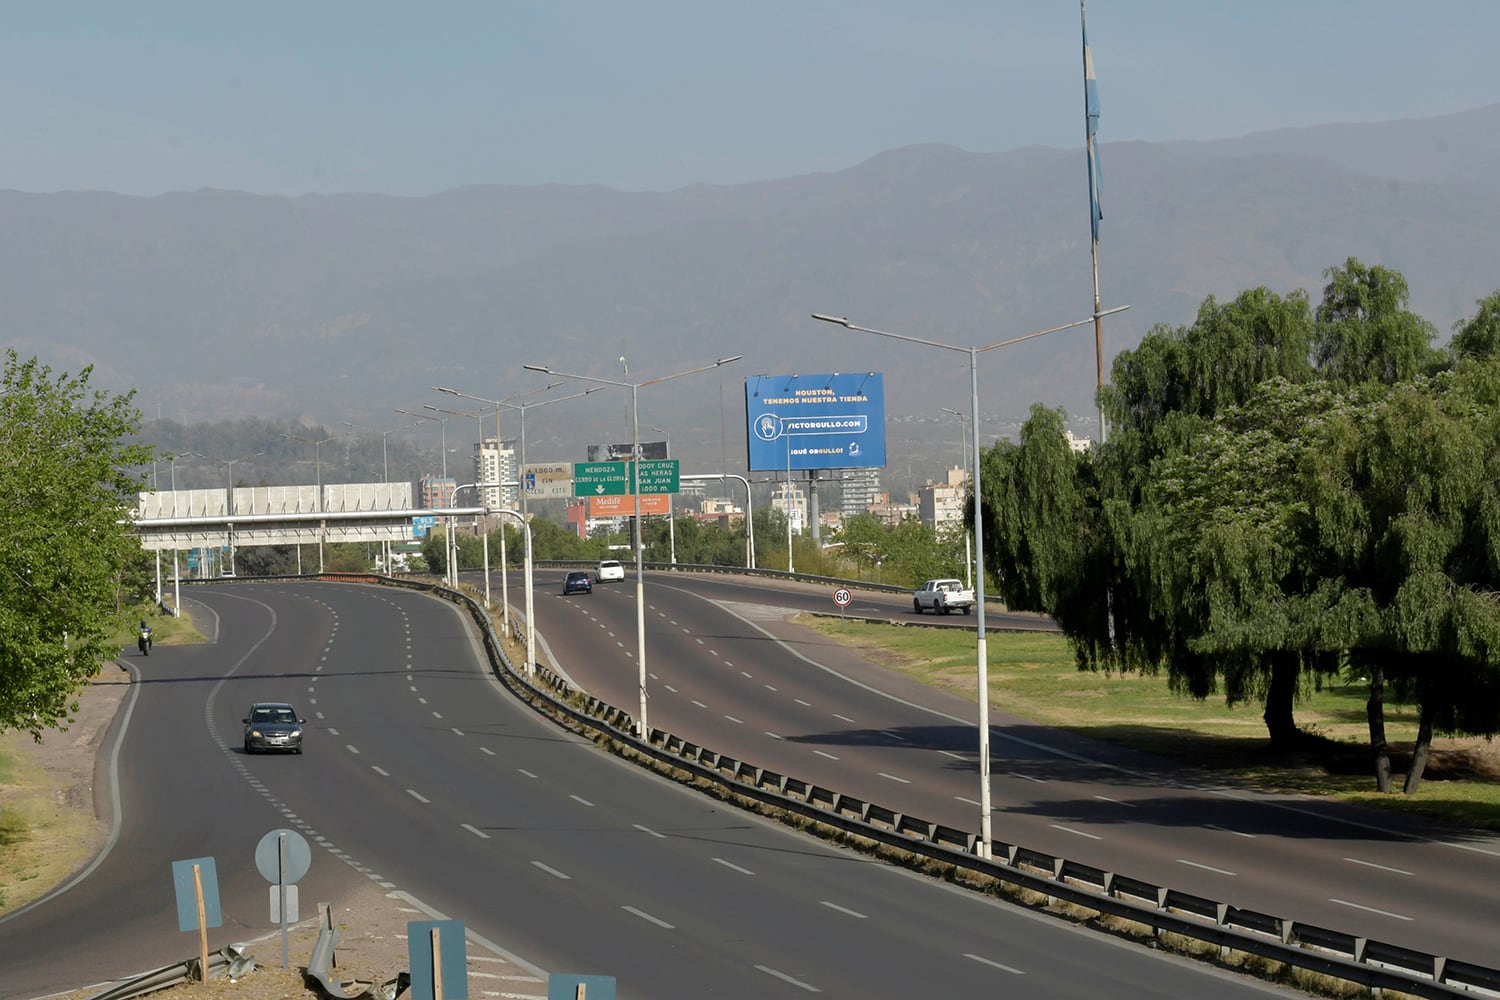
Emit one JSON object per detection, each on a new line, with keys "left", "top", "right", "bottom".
{"left": 137, "top": 619, "right": 153, "bottom": 655}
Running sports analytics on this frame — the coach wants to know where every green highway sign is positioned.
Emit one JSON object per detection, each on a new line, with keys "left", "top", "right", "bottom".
{"left": 633, "top": 459, "right": 680, "bottom": 495}
{"left": 573, "top": 461, "right": 628, "bottom": 497}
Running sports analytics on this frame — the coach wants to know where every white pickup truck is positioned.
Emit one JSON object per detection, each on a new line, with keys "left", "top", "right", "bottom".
{"left": 912, "top": 578, "right": 975, "bottom": 615}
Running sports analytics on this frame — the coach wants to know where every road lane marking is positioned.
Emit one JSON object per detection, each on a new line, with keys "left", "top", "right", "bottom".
{"left": 406, "top": 789, "right": 430, "bottom": 804}
{"left": 462, "top": 824, "right": 490, "bottom": 839}
{"left": 1051, "top": 824, "right": 1102, "bottom": 840}
{"left": 622, "top": 905, "right": 674, "bottom": 929}
{"left": 820, "top": 901, "right": 867, "bottom": 919}
{"left": 1008, "top": 771, "right": 1043, "bottom": 783}
{"left": 965, "top": 953, "right": 1025, "bottom": 975}
{"left": 1330, "top": 898, "right": 1413, "bottom": 921}
{"left": 531, "top": 861, "right": 570, "bottom": 880}
{"left": 345, "top": 744, "right": 360, "bottom": 754}
{"left": 813, "top": 750, "right": 840, "bottom": 761}
{"left": 938, "top": 750, "right": 966, "bottom": 760}
{"left": 371, "top": 766, "right": 389, "bottom": 777}
{"left": 955, "top": 796, "right": 981, "bottom": 806}
{"left": 794, "top": 699, "right": 811, "bottom": 707}
{"left": 480, "top": 747, "right": 495, "bottom": 756}
{"left": 1204, "top": 824, "right": 1255, "bottom": 838}
{"left": 756, "top": 966, "right": 820, "bottom": 992}
{"left": 570, "top": 795, "right": 595, "bottom": 807}
{"left": 692, "top": 700, "right": 708, "bottom": 708}
{"left": 633, "top": 823, "right": 666, "bottom": 838}
{"left": 451, "top": 728, "right": 464, "bottom": 736}
{"left": 1178, "top": 859, "right": 1237, "bottom": 876}
{"left": 665, "top": 684, "right": 678, "bottom": 693}
{"left": 878, "top": 773, "right": 911, "bottom": 784}
{"left": 724, "top": 715, "right": 744, "bottom": 724}
{"left": 765, "top": 732, "right": 784, "bottom": 740}
{"left": 1094, "top": 795, "right": 1133, "bottom": 807}
{"left": 1344, "top": 857, "right": 1414, "bottom": 876}
{"left": 833, "top": 713, "right": 856, "bottom": 724}
{"left": 518, "top": 768, "right": 538, "bottom": 778}
{"left": 764, "top": 684, "right": 778, "bottom": 692}
{"left": 713, "top": 857, "right": 755, "bottom": 875}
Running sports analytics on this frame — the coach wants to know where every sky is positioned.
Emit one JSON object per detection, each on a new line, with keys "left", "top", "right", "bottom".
{"left": 3, "top": 1, "right": 1499, "bottom": 197}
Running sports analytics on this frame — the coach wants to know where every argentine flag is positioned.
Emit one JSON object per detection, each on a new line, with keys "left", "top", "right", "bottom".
{"left": 1084, "top": 18, "right": 1102, "bottom": 244}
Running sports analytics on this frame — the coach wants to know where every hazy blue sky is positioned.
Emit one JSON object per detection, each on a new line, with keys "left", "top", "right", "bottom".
{"left": 4, "top": 1, "right": 1498, "bottom": 196}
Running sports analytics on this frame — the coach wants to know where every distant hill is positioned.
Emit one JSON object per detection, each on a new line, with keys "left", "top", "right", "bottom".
{"left": 6, "top": 104, "right": 1500, "bottom": 491}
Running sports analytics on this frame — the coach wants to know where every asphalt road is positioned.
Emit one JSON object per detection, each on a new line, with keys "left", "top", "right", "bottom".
{"left": 3, "top": 580, "right": 1301, "bottom": 1000}
{"left": 516, "top": 566, "right": 1500, "bottom": 968}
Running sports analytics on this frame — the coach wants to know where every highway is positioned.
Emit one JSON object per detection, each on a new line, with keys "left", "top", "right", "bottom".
{"left": 1, "top": 580, "right": 1303, "bottom": 999}
{"left": 519, "top": 567, "right": 1500, "bottom": 968}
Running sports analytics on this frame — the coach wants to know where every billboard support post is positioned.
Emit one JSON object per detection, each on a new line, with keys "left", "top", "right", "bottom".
{"left": 525, "top": 355, "right": 743, "bottom": 741}
{"left": 812, "top": 307, "right": 1128, "bottom": 861}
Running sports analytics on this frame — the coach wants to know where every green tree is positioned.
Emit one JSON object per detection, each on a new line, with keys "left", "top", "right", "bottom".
{"left": 1313, "top": 257, "right": 1440, "bottom": 386}
{"left": 0, "top": 351, "right": 150, "bottom": 739}
{"left": 1448, "top": 290, "right": 1500, "bottom": 361}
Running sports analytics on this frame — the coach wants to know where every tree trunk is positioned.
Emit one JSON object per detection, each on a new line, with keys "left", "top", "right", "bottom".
{"left": 1366, "top": 666, "right": 1391, "bottom": 793}
{"left": 1262, "top": 652, "right": 1301, "bottom": 749}
{"left": 1402, "top": 707, "right": 1433, "bottom": 795}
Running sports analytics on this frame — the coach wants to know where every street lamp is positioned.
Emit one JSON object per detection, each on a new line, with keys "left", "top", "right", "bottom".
{"left": 342, "top": 420, "right": 423, "bottom": 484}
{"left": 217, "top": 451, "right": 264, "bottom": 577}
{"left": 523, "top": 354, "right": 743, "bottom": 741}
{"left": 395, "top": 408, "right": 450, "bottom": 480}
{"left": 812, "top": 308, "right": 1126, "bottom": 859}
{"left": 650, "top": 425, "right": 676, "bottom": 566}
{"left": 942, "top": 406, "right": 975, "bottom": 590}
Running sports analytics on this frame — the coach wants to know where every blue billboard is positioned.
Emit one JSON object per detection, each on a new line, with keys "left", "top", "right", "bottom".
{"left": 745, "top": 373, "right": 886, "bottom": 472}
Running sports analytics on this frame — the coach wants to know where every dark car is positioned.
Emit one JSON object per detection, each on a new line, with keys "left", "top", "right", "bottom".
{"left": 242, "top": 702, "right": 305, "bottom": 754}
{"left": 563, "top": 570, "right": 593, "bottom": 595}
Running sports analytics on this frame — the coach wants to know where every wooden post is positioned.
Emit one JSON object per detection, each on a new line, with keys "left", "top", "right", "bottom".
{"left": 431, "top": 926, "right": 443, "bottom": 1000}
{"left": 192, "top": 864, "right": 209, "bottom": 982}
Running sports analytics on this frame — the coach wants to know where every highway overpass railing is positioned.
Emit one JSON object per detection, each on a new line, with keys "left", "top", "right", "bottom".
{"left": 352, "top": 572, "right": 1500, "bottom": 999}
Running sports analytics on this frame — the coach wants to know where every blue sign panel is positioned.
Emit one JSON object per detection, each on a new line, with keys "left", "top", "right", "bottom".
{"left": 172, "top": 856, "right": 222, "bottom": 932}
{"left": 408, "top": 919, "right": 468, "bottom": 1000}
{"left": 745, "top": 373, "right": 886, "bottom": 472}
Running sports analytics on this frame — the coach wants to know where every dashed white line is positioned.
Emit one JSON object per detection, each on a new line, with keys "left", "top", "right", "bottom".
{"left": 315, "top": 712, "right": 325, "bottom": 720}
{"left": 880, "top": 731, "right": 906, "bottom": 741}
{"left": 764, "top": 684, "right": 778, "bottom": 692}
{"left": 965, "top": 953, "right": 1025, "bottom": 975}
{"left": 820, "top": 901, "right": 867, "bottom": 919}
{"left": 1178, "top": 859, "right": 1236, "bottom": 877}
{"left": 531, "top": 861, "right": 570, "bottom": 880}
{"left": 713, "top": 857, "right": 755, "bottom": 875}
{"left": 417, "top": 697, "right": 428, "bottom": 705}
{"left": 664, "top": 684, "right": 679, "bottom": 693}
{"left": 755, "top": 966, "right": 820, "bottom": 992}
{"left": 371, "top": 766, "right": 389, "bottom": 777}
{"left": 1008, "top": 771, "right": 1044, "bottom": 783}
{"left": 517, "top": 768, "right": 538, "bottom": 778}
{"left": 431, "top": 711, "right": 442, "bottom": 719}
{"left": 622, "top": 906, "right": 674, "bottom": 929}
{"left": 955, "top": 795, "right": 981, "bottom": 806}
{"left": 451, "top": 728, "right": 464, "bottom": 736}
{"left": 723, "top": 715, "right": 744, "bottom": 725}
{"left": 1330, "top": 898, "right": 1412, "bottom": 920}
{"left": 480, "top": 747, "right": 495, "bottom": 756}
{"left": 406, "top": 789, "right": 430, "bottom": 804}
{"left": 1204, "top": 824, "right": 1255, "bottom": 838}
{"left": 1051, "top": 824, "right": 1102, "bottom": 841}
{"left": 765, "top": 732, "right": 784, "bottom": 740}
{"left": 633, "top": 824, "right": 666, "bottom": 839}
{"left": 1094, "top": 795, "right": 1133, "bottom": 807}
{"left": 570, "top": 795, "right": 595, "bottom": 807}
{"left": 794, "top": 699, "right": 811, "bottom": 707}
{"left": 345, "top": 744, "right": 360, "bottom": 755}
{"left": 938, "top": 750, "right": 966, "bottom": 760}
{"left": 692, "top": 700, "right": 708, "bottom": 709}
{"left": 878, "top": 773, "right": 911, "bottom": 784}
{"left": 833, "top": 713, "right": 856, "bottom": 724}
{"left": 462, "top": 823, "right": 490, "bottom": 840}
{"left": 813, "top": 750, "right": 840, "bottom": 761}
{"left": 1343, "top": 857, "right": 1414, "bottom": 876}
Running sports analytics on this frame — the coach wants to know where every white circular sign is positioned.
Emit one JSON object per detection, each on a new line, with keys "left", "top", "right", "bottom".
{"left": 833, "top": 588, "right": 852, "bottom": 608}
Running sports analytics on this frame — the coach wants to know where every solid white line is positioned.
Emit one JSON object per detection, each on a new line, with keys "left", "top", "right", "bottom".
{"left": 371, "top": 766, "right": 389, "bottom": 777}
{"left": 833, "top": 713, "right": 856, "bottom": 724}
{"left": 1329, "top": 898, "right": 1413, "bottom": 920}
{"left": 622, "top": 905, "right": 675, "bottom": 929}
{"left": 1343, "top": 857, "right": 1414, "bottom": 876}
{"left": 531, "top": 861, "right": 570, "bottom": 880}
{"left": 518, "top": 768, "right": 538, "bottom": 778}
{"left": 1178, "top": 859, "right": 1236, "bottom": 876}
{"left": 462, "top": 823, "right": 490, "bottom": 839}
{"left": 1204, "top": 824, "right": 1255, "bottom": 838}
{"left": 570, "top": 794, "right": 595, "bottom": 807}
{"left": 1008, "top": 771, "right": 1043, "bottom": 783}
{"left": 1093, "top": 795, "right": 1133, "bottom": 807}
{"left": 820, "top": 900, "right": 867, "bottom": 919}
{"left": 713, "top": 857, "right": 755, "bottom": 875}
{"left": 406, "top": 789, "right": 430, "bottom": 804}
{"left": 813, "top": 750, "right": 840, "bottom": 761}
{"left": 633, "top": 823, "right": 666, "bottom": 839}
{"left": 755, "top": 966, "right": 820, "bottom": 992}
{"left": 878, "top": 772, "right": 911, "bottom": 784}
{"left": 345, "top": 744, "right": 360, "bottom": 755}
{"left": 1051, "top": 824, "right": 1102, "bottom": 841}
{"left": 965, "top": 953, "right": 1025, "bottom": 975}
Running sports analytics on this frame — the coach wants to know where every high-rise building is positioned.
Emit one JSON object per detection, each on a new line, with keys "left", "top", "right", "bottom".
{"left": 472, "top": 437, "right": 517, "bottom": 508}
{"left": 420, "top": 475, "right": 458, "bottom": 509}
{"left": 918, "top": 467, "right": 967, "bottom": 530}
{"left": 841, "top": 467, "right": 881, "bottom": 519}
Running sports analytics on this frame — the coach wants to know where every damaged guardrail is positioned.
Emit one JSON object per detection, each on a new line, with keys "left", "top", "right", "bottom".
{"left": 83, "top": 944, "right": 255, "bottom": 1000}
{"left": 307, "top": 901, "right": 410, "bottom": 1000}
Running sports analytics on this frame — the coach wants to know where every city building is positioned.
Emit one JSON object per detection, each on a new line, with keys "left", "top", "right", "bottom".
{"left": 841, "top": 467, "right": 881, "bottom": 520}
{"left": 917, "top": 467, "right": 967, "bottom": 531}
{"left": 771, "top": 480, "right": 807, "bottom": 535}
{"left": 420, "top": 475, "right": 458, "bottom": 510}
{"left": 472, "top": 437, "right": 517, "bottom": 509}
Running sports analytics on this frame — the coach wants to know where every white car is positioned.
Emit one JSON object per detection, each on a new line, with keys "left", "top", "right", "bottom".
{"left": 597, "top": 559, "right": 626, "bottom": 582}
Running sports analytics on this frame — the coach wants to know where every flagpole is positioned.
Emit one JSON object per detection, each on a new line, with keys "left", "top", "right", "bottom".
{"left": 1082, "top": 0, "right": 1107, "bottom": 445}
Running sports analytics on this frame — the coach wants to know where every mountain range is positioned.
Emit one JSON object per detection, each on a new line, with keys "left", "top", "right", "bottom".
{"left": 8, "top": 103, "right": 1500, "bottom": 495}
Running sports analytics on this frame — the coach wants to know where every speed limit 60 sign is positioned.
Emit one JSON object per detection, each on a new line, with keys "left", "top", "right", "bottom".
{"left": 833, "top": 588, "right": 852, "bottom": 608}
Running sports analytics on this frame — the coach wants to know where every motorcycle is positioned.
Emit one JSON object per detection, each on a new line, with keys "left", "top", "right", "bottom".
{"left": 138, "top": 626, "right": 153, "bottom": 656}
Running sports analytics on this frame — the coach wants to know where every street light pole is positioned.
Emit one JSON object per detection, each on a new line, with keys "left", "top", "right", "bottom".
{"left": 523, "top": 355, "right": 743, "bottom": 741}
{"left": 217, "top": 451, "right": 263, "bottom": 576}
{"left": 650, "top": 425, "right": 676, "bottom": 565}
{"left": 942, "top": 406, "right": 974, "bottom": 590}
{"left": 813, "top": 307, "right": 1127, "bottom": 859}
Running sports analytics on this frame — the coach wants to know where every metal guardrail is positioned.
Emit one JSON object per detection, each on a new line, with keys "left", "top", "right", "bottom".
{"left": 82, "top": 945, "right": 255, "bottom": 1000}
{"left": 392, "top": 572, "right": 1500, "bottom": 1000}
